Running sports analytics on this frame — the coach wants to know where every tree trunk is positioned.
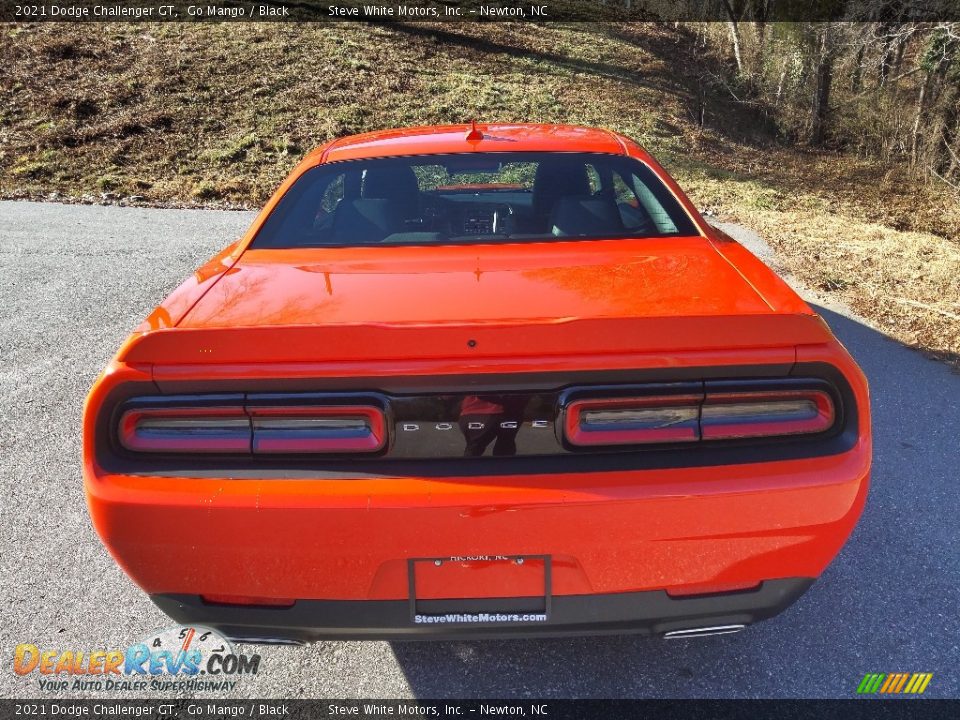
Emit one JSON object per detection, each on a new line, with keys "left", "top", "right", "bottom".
{"left": 912, "top": 30, "right": 957, "bottom": 169}
{"left": 946, "top": 132, "right": 960, "bottom": 180}
{"left": 910, "top": 77, "right": 930, "bottom": 168}
{"left": 776, "top": 59, "right": 787, "bottom": 102}
{"left": 851, "top": 42, "right": 866, "bottom": 92}
{"left": 755, "top": 0, "right": 769, "bottom": 72}
{"left": 918, "top": 51, "right": 958, "bottom": 174}
{"left": 940, "top": 85, "right": 960, "bottom": 180}
{"left": 721, "top": 0, "right": 743, "bottom": 74}
{"left": 893, "top": 36, "right": 908, "bottom": 77}
{"left": 810, "top": 27, "right": 835, "bottom": 146}
{"left": 694, "top": 75, "right": 707, "bottom": 129}
{"left": 878, "top": 25, "right": 897, "bottom": 86}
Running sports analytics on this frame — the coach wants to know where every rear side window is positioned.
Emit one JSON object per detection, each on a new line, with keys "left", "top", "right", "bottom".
{"left": 632, "top": 173, "right": 680, "bottom": 233}
{"left": 612, "top": 170, "right": 681, "bottom": 235}
{"left": 253, "top": 152, "right": 698, "bottom": 248}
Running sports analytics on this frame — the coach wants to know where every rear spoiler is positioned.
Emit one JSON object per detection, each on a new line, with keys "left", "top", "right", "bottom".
{"left": 118, "top": 314, "right": 831, "bottom": 366}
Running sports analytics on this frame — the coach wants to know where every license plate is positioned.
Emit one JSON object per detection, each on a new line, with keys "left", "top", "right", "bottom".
{"left": 408, "top": 555, "right": 551, "bottom": 624}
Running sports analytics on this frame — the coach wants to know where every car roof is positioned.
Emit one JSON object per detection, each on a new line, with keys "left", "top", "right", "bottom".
{"left": 307, "top": 123, "right": 639, "bottom": 164}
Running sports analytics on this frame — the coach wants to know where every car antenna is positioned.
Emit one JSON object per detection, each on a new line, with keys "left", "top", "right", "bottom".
{"left": 465, "top": 120, "right": 483, "bottom": 142}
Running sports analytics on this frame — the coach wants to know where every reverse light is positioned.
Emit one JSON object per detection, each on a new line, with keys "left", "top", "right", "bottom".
{"left": 700, "top": 390, "right": 835, "bottom": 440}
{"left": 564, "top": 395, "right": 701, "bottom": 446}
{"left": 250, "top": 405, "right": 386, "bottom": 454}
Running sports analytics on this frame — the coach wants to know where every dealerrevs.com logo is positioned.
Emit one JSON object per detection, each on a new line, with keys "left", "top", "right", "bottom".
{"left": 14, "top": 626, "right": 261, "bottom": 692}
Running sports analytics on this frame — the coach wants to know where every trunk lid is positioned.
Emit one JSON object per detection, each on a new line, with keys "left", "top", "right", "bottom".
{"left": 121, "top": 238, "right": 825, "bottom": 365}
{"left": 182, "top": 238, "right": 776, "bottom": 327}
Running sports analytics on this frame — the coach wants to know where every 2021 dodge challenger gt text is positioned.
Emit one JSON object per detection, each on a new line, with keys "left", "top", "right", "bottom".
{"left": 83, "top": 123, "right": 871, "bottom": 641}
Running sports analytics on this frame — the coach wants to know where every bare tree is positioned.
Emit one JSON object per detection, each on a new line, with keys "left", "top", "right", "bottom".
{"left": 721, "top": 0, "right": 744, "bottom": 74}
{"left": 811, "top": 24, "right": 838, "bottom": 145}
{"left": 688, "top": 18, "right": 960, "bottom": 178}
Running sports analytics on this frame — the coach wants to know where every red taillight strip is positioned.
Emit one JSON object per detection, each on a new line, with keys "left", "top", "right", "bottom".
{"left": 119, "top": 402, "right": 387, "bottom": 455}
{"left": 249, "top": 405, "right": 386, "bottom": 454}
{"left": 565, "top": 395, "right": 702, "bottom": 446}
{"left": 700, "top": 390, "right": 835, "bottom": 440}
{"left": 563, "top": 388, "right": 836, "bottom": 448}
{"left": 118, "top": 407, "right": 251, "bottom": 453}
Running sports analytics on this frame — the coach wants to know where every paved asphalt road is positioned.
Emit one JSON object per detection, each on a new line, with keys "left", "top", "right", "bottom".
{"left": 1, "top": 200, "right": 957, "bottom": 700}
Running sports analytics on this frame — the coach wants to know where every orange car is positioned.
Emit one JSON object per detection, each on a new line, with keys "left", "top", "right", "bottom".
{"left": 83, "top": 124, "right": 870, "bottom": 641}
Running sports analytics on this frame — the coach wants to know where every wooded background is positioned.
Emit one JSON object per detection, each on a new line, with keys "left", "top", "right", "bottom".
{"left": 691, "top": 10, "right": 960, "bottom": 191}
{"left": 2, "top": 19, "right": 957, "bottom": 364}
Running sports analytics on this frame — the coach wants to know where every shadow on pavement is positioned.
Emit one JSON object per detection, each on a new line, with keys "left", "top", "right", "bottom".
{"left": 387, "top": 306, "right": 960, "bottom": 699}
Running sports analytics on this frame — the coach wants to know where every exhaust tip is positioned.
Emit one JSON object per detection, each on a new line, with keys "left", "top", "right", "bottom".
{"left": 663, "top": 624, "right": 746, "bottom": 639}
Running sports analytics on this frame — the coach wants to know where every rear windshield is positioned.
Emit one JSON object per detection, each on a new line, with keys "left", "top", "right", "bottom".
{"left": 252, "top": 152, "right": 698, "bottom": 248}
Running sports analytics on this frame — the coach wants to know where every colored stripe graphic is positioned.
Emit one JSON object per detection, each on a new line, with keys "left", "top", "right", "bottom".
{"left": 893, "top": 673, "right": 910, "bottom": 693}
{"left": 857, "top": 674, "right": 885, "bottom": 694}
{"left": 857, "top": 673, "right": 932, "bottom": 694}
{"left": 905, "top": 673, "right": 933, "bottom": 694}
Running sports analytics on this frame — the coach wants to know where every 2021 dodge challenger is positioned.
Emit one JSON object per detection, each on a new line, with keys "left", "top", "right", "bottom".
{"left": 83, "top": 123, "right": 871, "bottom": 641}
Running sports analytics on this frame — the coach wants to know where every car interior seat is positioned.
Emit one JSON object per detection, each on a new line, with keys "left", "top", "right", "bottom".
{"left": 549, "top": 195, "right": 624, "bottom": 237}
{"left": 331, "top": 165, "right": 421, "bottom": 243}
{"left": 362, "top": 166, "right": 420, "bottom": 210}
{"left": 331, "top": 199, "right": 405, "bottom": 244}
{"left": 529, "top": 160, "right": 593, "bottom": 230}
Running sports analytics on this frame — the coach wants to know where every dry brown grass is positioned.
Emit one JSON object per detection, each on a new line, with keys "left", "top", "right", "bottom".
{"left": 1, "top": 22, "right": 957, "bottom": 365}
{"left": 0, "top": 23, "right": 685, "bottom": 203}
{"left": 676, "top": 151, "right": 960, "bottom": 366}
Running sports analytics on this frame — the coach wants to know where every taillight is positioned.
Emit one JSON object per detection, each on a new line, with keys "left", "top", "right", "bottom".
{"left": 118, "top": 406, "right": 250, "bottom": 453}
{"left": 701, "top": 390, "right": 835, "bottom": 440}
{"left": 250, "top": 405, "right": 385, "bottom": 454}
{"left": 565, "top": 395, "right": 701, "bottom": 446}
{"left": 117, "top": 396, "right": 387, "bottom": 455}
{"left": 562, "top": 384, "right": 836, "bottom": 448}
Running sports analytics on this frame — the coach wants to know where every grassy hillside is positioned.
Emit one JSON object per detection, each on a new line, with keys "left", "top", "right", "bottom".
{"left": 1, "top": 22, "right": 957, "bottom": 364}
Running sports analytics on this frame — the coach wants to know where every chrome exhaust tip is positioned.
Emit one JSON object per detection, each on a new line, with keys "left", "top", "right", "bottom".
{"left": 663, "top": 624, "right": 746, "bottom": 639}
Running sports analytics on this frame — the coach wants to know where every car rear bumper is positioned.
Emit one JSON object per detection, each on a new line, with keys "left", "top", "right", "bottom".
{"left": 84, "top": 351, "right": 871, "bottom": 641}
{"left": 86, "top": 447, "right": 869, "bottom": 639}
{"left": 152, "top": 577, "right": 815, "bottom": 642}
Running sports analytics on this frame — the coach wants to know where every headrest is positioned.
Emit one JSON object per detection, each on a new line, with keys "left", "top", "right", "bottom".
{"left": 362, "top": 166, "right": 420, "bottom": 207}
{"left": 332, "top": 199, "right": 403, "bottom": 243}
{"left": 550, "top": 196, "right": 624, "bottom": 237}
{"left": 532, "top": 161, "right": 592, "bottom": 217}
